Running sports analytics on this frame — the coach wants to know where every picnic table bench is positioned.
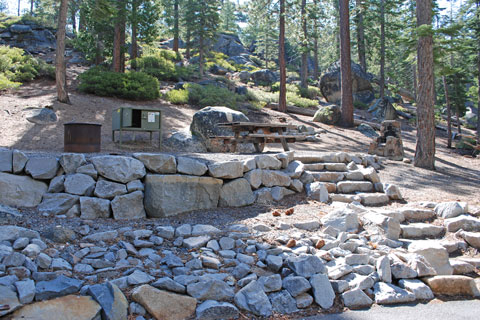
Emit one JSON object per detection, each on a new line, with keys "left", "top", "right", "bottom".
{"left": 210, "top": 122, "right": 305, "bottom": 153}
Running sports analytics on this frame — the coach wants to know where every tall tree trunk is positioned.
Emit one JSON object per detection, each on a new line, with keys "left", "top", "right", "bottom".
{"left": 131, "top": 0, "right": 138, "bottom": 60}
{"left": 414, "top": 0, "right": 435, "bottom": 170}
{"left": 113, "top": 0, "right": 126, "bottom": 72}
{"left": 265, "top": 35, "right": 268, "bottom": 69}
{"left": 199, "top": 34, "right": 204, "bottom": 76}
{"left": 56, "top": 0, "right": 71, "bottom": 104}
{"left": 185, "top": 27, "right": 191, "bottom": 59}
{"left": 30, "top": 0, "right": 34, "bottom": 14}
{"left": 355, "top": 0, "right": 367, "bottom": 71}
{"left": 278, "top": 0, "right": 287, "bottom": 113}
{"left": 339, "top": 0, "right": 354, "bottom": 127}
{"left": 173, "top": 0, "right": 179, "bottom": 52}
{"left": 313, "top": 0, "right": 319, "bottom": 80}
{"left": 95, "top": 36, "right": 104, "bottom": 65}
{"left": 300, "top": 0, "right": 308, "bottom": 89}
{"left": 443, "top": 76, "right": 452, "bottom": 148}
{"left": 79, "top": 5, "right": 86, "bottom": 31}
{"left": 379, "top": 0, "right": 385, "bottom": 100}
{"left": 477, "top": 0, "right": 480, "bottom": 144}
{"left": 18, "top": 0, "right": 20, "bottom": 16}
{"left": 71, "top": 8, "right": 76, "bottom": 33}
{"left": 412, "top": 63, "right": 417, "bottom": 101}
{"left": 334, "top": 0, "right": 340, "bottom": 57}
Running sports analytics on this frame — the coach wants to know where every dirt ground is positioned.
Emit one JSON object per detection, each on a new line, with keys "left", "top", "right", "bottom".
{"left": 0, "top": 68, "right": 479, "bottom": 209}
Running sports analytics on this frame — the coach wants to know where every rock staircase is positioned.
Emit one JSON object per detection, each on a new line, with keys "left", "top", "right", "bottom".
{"left": 295, "top": 152, "right": 395, "bottom": 206}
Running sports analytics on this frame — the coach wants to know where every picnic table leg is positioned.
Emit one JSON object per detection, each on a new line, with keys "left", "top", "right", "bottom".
{"left": 253, "top": 142, "right": 265, "bottom": 153}
{"left": 280, "top": 137, "right": 290, "bottom": 151}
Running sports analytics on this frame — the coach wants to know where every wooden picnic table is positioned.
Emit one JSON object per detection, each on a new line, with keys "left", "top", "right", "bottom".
{"left": 212, "top": 122, "right": 304, "bottom": 153}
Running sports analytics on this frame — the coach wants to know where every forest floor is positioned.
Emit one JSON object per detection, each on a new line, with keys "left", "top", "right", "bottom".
{"left": 0, "top": 66, "right": 479, "bottom": 210}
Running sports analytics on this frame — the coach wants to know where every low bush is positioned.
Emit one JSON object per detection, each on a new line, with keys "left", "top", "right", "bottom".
{"left": 164, "top": 88, "right": 189, "bottom": 104}
{"left": 165, "top": 83, "right": 244, "bottom": 109}
{"left": 78, "top": 66, "right": 159, "bottom": 100}
{"left": 286, "top": 92, "right": 318, "bottom": 108}
{"left": 0, "top": 45, "right": 55, "bottom": 90}
{"left": 204, "top": 51, "right": 236, "bottom": 72}
{"left": 131, "top": 52, "right": 192, "bottom": 81}
{"left": 248, "top": 85, "right": 317, "bottom": 108}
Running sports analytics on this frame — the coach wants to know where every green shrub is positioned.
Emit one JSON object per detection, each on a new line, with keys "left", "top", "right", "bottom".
{"left": 165, "top": 83, "right": 244, "bottom": 109}
{"left": 164, "top": 88, "right": 189, "bottom": 104}
{"left": 247, "top": 85, "right": 317, "bottom": 108}
{"left": 0, "top": 45, "right": 54, "bottom": 90}
{"left": 78, "top": 67, "right": 159, "bottom": 100}
{"left": 131, "top": 52, "right": 191, "bottom": 81}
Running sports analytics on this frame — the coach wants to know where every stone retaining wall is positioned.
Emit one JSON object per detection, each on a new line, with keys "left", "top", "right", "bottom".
{"left": 0, "top": 148, "right": 400, "bottom": 219}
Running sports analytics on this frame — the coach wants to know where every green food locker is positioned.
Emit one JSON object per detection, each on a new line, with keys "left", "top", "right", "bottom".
{"left": 112, "top": 107, "right": 162, "bottom": 149}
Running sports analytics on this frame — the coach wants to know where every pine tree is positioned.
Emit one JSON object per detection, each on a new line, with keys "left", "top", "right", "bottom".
{"left": 56, "top": 0, "right": 71, "bottom": 104}
{"left": 339, "top": 0, "right": 353, "bottom": 126}
{"left": 414, "top": 0, "right": 435, "bottom": 169}
{"left": 184, "top": 0, "right": 220, "bottom": 76}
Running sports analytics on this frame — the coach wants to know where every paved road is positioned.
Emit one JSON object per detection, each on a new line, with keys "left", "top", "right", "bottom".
{"left": 304, "top": 300, "right": 480, "bottom": 320}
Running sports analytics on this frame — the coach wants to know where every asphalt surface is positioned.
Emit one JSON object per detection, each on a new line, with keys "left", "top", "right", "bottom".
{"left": 303, "top": 300, "right": 480, "bottom": 320}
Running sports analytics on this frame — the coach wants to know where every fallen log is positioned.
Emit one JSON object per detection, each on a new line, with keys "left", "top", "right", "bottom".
{"left": 265, "top": 103, "right": 317, "bottom": 117}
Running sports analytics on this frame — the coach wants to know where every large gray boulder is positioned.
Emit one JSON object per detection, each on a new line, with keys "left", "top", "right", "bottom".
{"left": 0, "top": 172, "right": 47, "bottom": 207}
{"left": 213, "top": 33, "right": 249, "bottom": 57}
{"left": 250, "top": 69, "right": 278, "bottom": 85}
{"left": 64, "top": 173, "right": 96, "bottom": 196}
{"left": 219, "top": 178, "right": 255, "bottom": 207}
{"left": 59, "top": 153, "right": 86, "bottom": 174}
{"left": 25, "top": 157, "right": 59, "bottom": 180}
{"left": 0, "top": 148, "right": 12, "bottom": 172}
{"left": 94, "top": 180, "right": 127, "bottom": 199}
{"left": 320, "top": 61, "right": 375, "bottom": 105}
{"left": 38, "top": 193, "right": 79, "bottom": 216}
{"left": 80, "top": 197, "right": 111, "bottom": 219}
{"left": 190, "top": 106, "right": 250, "bottom": 152}
{"left": 111, "top": 191, "right": 146, "bottom": 219}
{"left": 133, "top": 153, "right": 176, "bottom": 174}
{"left": 234, "top": 280, "right": 272, "bottom": 317}
{"left": 91, "top": 156, "right": 146, "bottom": 183}
{"left": 144, "top": 174, "right": 223, "bottom": 217}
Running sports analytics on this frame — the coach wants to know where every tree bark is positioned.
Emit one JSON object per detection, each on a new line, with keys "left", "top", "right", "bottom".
{"left": 173, "top": 0, "right": 179, "bottom": 52}
{"left": 56, "top": 0, "right": 71, "bottom": 104}
{"left": 199, "top": 34, "right": 204, "bottom": 76}
{"left": 18, "top": 0, "right": 20, "bottom": 16}
{"left": 442, "top": 76, "right": 452, "bottom": 148}
{"left": 113, "top": 0, "right": 126, "bottom": 72}
{"left": 71, "top": 6, "right": 76, "bottom": 33}
{"left": 379, "top": 0, "right": 385, "bottom": 100}
{"left": 355, "top": 0, "right": 367, "bottom": 72}
{"left": 412, "top": 63, "right": 417, "bottom": 101}
{"left": 477, "top": 0, "right": 480, "bottom": 144}
{"left": 414, "top": 0, "right": 435, "bottom": 169}
{"left": 30, "top": 0, "right": 34, "bottom": 14}
{"left": 300, "top": 0, "right": 308, "bottom": 89}
{"left": 131, "top": 0, "right": 138, "bottom": 60}
{"left": 313, "top": 6, "right": 319, "bottom": 81}
{"left": 265, "top": 35, "right": 269, "bottom": 69}
{"left": 278, "top": 0, "right": 287, "bottom": 113}
{"left": 339, "top": 0, "right": 354, "bottom": 127}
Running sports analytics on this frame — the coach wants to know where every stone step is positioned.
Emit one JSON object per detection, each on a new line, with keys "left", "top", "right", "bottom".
{"left": 311, "top": 172, "right": 345, "bottom": 183}
{"left": 397, "top": 207, "right": 435, "bottom": 222}
{"left": 329, "top": 193, "right": 389, "bottom": 206}
{"left": 400, "top": 223, "right": 445, "bottom": 239}
{"left": 336, "top": 181, "right": 373, "bottom": 193}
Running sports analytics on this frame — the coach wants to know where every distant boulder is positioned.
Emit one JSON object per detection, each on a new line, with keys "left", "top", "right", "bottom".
{"left": 312, "top": 104, "right": 341, "bottom": 125}
{"left": 190, "top": 106, "right": 250, "bottom": 152}
{"left": 251, "top": 69, "right": 278, "bottom": 85}
{"left": 227, "top": 55, "right": 251, "bottom": 65}
{"left": 320, "top": 61, "right": 375, "bottom": 105}
{"left": 1, "top": 22, "right": 56, "bottom": 54}
{"left": 213, "top": 33, "right": 249, "bottom": 57}
{"left": 159, "top": 38, "right": 186, "bottom": 49}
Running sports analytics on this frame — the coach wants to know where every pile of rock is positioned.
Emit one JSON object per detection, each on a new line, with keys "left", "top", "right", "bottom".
{"left": 0, "top": 21, "right": 56, "bottom": 54}
{"left": 0, "top": 199, "right": 479, "bottom": 319}
{"left": 0, "top": 148, "right": 402, "bottom": 221}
